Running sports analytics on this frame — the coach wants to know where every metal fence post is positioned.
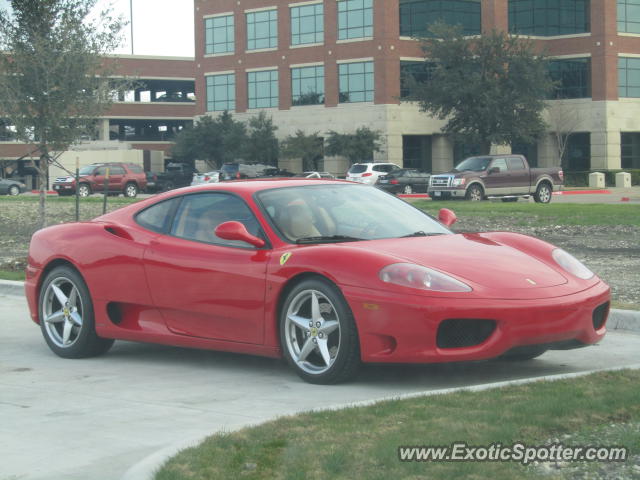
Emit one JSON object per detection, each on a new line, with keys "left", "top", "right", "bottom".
{"left": 103, "top": 167, "right": 110, "bottom": 214}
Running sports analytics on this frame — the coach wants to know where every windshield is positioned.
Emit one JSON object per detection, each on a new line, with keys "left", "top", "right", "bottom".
{"left": 348, "top": 164, "right": 368, "bottom": 174}
{"left": 79, "top": 166, "right": 96, "bottom": 175}
{"left": 221, "top": 164, "right": 239, "bottom": 174}
{"left": 454, "top": 156, "right": 492, "bottom": 172}
{"left": 256, "top": 184, "right": 450, "bottom": 243}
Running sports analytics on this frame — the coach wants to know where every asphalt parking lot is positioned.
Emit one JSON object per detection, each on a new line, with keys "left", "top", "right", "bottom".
{"left": 1, "top": 292, "right": 639, "bottom": 480}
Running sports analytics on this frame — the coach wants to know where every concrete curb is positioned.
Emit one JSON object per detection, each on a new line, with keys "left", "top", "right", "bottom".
{"left": 0, "top": 279, "right": 25, "bottom": 297}
{"left": 121, "top": 363, "right": 640, "bottom": 480}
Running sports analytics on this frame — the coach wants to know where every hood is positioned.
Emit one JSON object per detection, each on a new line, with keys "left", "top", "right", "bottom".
{"left": 357, "top": 233, "right": 568, "bottom": 292}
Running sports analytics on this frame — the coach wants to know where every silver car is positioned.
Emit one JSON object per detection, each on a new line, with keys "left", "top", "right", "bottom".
{"left": 191, "top": 171, "right": 220, "bottom": 186}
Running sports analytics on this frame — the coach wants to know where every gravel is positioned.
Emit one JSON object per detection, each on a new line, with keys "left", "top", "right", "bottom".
{"left": 1, "top": 199, "right": 638, "bottom": 308}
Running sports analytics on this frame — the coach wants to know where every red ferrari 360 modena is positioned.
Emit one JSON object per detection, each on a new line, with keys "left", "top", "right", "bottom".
{"left": 25, "top": 180, "right": 610, "bottom": 384}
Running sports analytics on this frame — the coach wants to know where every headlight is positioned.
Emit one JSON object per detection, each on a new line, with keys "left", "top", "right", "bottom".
{"left": 65, "top": 176, "right": 75, "bottom": 182}
{"left": 552, "top": 249, "right": 594, "bottom": 280}
{"left": 452, "top": 178, "right": 466, "bottom": 187}
{"left": 379, "top": 263, "right": 472, "bottom": 292}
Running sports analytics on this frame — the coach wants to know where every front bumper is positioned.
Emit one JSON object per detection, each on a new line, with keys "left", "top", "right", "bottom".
{"left": 428, "top": 187, "right": 465, "bottom": 198}
{"left": 344, "top": 281, "right": 610, "bottom": 364}
{"left": 53, "top": 183, "right": 75, "bottom": 192}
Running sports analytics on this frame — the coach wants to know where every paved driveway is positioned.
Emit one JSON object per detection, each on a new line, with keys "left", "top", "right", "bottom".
{"left": 1, "top": 293, "right": 639, "bottom": 480}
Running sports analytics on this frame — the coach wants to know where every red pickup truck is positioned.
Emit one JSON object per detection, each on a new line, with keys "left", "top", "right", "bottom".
{"left": 53, "top": 163, "right": 147, "bottom": 198}
{"left": 428, "top": 155, "right": 563, "bottom": 203}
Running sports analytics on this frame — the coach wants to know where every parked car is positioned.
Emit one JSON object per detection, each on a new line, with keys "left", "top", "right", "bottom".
{"left": 26, "top": 180, "right": 609, "bottom": 384}
{"left": 376, "top": 169, "right": 430, "bottom": 194}
{"left": 154, "top": 162, "right": 199, "bottom": 191}
{"left": 219, "top": 163, "right": 290, "bottom": 180}
{"left": 428, "top": 155, "right": 563, "bottom": 203}
{"left": 346, "top": 162, "right": 400, "bottom": 185}
{"left": 52, "top": 163, "right": 146, "bottom": 198}
{"left": 0, "top": 177, "right": 27, "bottom": 195}
{"left": 191, "top": 171, "right": 220, "bottom": 186}
{"left": 294, "top": 171, "right": 336, "bottom": 179}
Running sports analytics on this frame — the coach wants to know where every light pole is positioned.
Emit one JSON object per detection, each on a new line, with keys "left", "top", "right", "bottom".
{"left": 129, "top": 0, "right": 134, "bottom": 55}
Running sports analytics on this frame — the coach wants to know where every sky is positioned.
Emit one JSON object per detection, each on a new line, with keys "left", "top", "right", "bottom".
{"left": 0, "top": 0, "right": 195, "bottom": 57}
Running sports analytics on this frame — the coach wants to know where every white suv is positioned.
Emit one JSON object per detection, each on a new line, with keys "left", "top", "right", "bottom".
{"left": 346, "top": 163, "right": 400, "bottom": 185}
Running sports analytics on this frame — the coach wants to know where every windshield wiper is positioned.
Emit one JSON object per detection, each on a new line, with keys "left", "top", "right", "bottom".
{"left": 295, "top": 235, "right": 365, "bottom": 244}
{"left": 400, "top": 231, "right": 446, "bottom": 238}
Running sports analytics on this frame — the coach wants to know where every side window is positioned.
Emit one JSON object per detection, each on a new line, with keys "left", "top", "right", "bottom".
{"left": 95, "top": 167, "right": 106, "bottom": 176}
{"left": 110, "top": 166, "right": 126, "bottom": 175}
{"left": 490, "top": 158, "right": 508, "bottom": 172}
{"left": 508, "top": 157, "right": 526, "bottom": 170}
{"left": 135, "top": 198, "right": 180, "bottom": 233}
{"left": 170, "top": 193, "right": 262, "bottom": 248}
{"left": 128, "top": 165, "right": 143, "bottom": 174}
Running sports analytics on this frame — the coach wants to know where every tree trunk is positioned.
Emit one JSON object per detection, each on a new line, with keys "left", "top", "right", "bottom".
{"left": 480, "top": 140, "right": 492, "bottom": 155}
{"left": 37, "top": 153, "right": 48, "bottom": 231}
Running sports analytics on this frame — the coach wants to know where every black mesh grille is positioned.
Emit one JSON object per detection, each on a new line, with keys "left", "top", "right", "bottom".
{"left": 592, "top": 302, "right": 609, "bottom": 330}
{"left": 436, "top": 319, "right": 496, "bottom": 349}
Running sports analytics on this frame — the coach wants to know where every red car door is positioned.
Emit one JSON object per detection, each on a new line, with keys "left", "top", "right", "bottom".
{"left": 108, "top": 165, "right": 126, "bottom": 192}
{"left": 483, "top": 158, "right": 510, "bottom": 195}
{"left": 143, "top": 192, "right": 270, "bottom": 344}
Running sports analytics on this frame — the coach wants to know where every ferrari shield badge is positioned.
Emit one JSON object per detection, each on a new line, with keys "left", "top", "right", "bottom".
{"left": 280, "top": 252, "right": 292, "bottom": 266}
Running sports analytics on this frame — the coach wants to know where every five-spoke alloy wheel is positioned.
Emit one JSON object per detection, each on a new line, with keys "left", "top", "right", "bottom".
{"left": 39, "top": 266, "right": 114, "bottom": 358}
{"left": 280, "top": 278, "right": 360, "bottom": 384}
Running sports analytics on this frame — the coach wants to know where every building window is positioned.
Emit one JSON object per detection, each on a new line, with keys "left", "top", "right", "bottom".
{"left": 508, "top": 0, "right": 590, "bottom": 36}
{"left": 400, "top": 61, "right": 433, "bottom": 98}
{"left": 337, "top": 0, "right": 373, "bottom": 40}
{"left": 292, "top": 65, "right": 324, "bottom": 106}
{"left": 548, "top": 58, "right": 591, "bottom": 98}
{"left": 248, "top": 70, "right": 279, "bottom": 108}
{"left": 618, "top": 0, "right": 640, "bottom": 34}
{"left": 399, "top": 0, "right": 481, "bottom": 37}
{"left": 246, "top": 9, "right": 278, "bottom": 50}
{"left": 339, "top": 61, "right": 374, "bottom": 103}
{"left": 619, "top": 57, "right": 640, "bottom": 97}
{"left": 206, "top": 74, "right": 235, "bottom": 112}
{"left": 205, "top": 15, "right": 234, "bottom": 55}
{"left": 621, "top": 133, "right": 640, "bottom": 169}
{"left": 564, "top": 132, "right": 590, "bottom": 171}
{"left": 291, "top": 3, "right": 324, "bottom": 45}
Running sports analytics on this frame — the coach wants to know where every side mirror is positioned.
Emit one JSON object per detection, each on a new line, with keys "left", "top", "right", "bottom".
{"left": 215, "top": 221, "right": 265, "bottom": 248}
{"left": 488, "top": 167, "right": 500, "bottom": 175}
{"left": 438, "top": 208, "right": 457, "bottom": 227}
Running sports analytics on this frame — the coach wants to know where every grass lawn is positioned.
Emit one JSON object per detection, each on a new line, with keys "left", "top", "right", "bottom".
{"left": 413, "top": 201, "right": 640, "bottom": 227}
{"left": 1, "top": 195, "right": 141, "bottom": 206}
{"left": 155, "top": 370, "right": 640, "bottom": 480}
{"left": 0, "top": 270, "right": 25, "bottom": 281}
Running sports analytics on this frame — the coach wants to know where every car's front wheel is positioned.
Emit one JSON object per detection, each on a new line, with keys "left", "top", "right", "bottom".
{"left": 39, "top": 266, "right": 114, "bottom": 358}
{"left": 124, "top": 182, "right": 138, "bottom": 198}
{"left": 465, "top": 184, "right": 484, "bottom": 201}
{"left": 280, "top": 278, "right": 360, "bottom": 384}
{"left": 77, "top": 183, "right": 91, "bottom": 197}
{"left": 403, "top": 185, "right": 413, "bottom": 194}
{"left": 8, "top": 185, "right": 20, "bottom": 196}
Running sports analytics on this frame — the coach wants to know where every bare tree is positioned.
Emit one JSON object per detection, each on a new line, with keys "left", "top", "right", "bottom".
{"left": 546, "top": 102, "right": 584, "bottom": 168}
{"left": 0, "top": 0, "right": 127, "bottom": 229}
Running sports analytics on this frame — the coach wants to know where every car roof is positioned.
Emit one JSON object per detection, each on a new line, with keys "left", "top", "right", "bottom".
{"left": 176, "top": 178, "right": 354, "bottom": 195}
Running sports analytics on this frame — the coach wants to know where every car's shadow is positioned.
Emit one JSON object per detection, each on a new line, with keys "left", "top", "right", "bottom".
{"left": 105, "top": 339, "right": 592, "bottom": 390}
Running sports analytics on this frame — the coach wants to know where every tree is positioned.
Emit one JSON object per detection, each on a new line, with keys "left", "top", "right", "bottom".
{"left": 325, "top": 127, "right": 382, "bottom": 164}
{"left": 172, "top": 111, "right": 246, "bottom": 169}
{"left": 405, "top": 23, "right": 553, "bottom": 154}
{"left": 280, "top": 130, "right": 324, "bottom": 171}
{"left": 0, "top": 0, "right": 127, "bottom": 229}
{"left": 244, "top": 112, "right": 279, "bottom": 165}
{"left": 546, "top": 102, "right": 583, "bottom": 168}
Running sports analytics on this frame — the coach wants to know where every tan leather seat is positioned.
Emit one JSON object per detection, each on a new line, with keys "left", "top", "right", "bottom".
{"left": 279, "top": 203, "right": 320, "bottom": 240}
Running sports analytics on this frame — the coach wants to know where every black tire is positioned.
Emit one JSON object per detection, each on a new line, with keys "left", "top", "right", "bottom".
{"left": 403, "top": 185, "right": 413, "bottom": 194}
{"left": 501, "top": 197, "right": 518, "bottom": 203}
{"left": 8, "top": 185, "right": 20, "bottom": 196}
{"left": 280, "top": 278, "right": 360, "bottom": 384}
{"left": 465, "top": 184, "right": 484, "bottom": 201}
{"left": 124, "top": 182, "right": 138, "bottom": 198}
{"left": 77, "top": 183, "right": 91, "bottom": 197}
{"left": 499, "top": 346, "right": 547, "bottom": 361}
{"left": 534, "top": 182, "right": 552, "bottom": 204}
{"left": 38, "top": 266, "right": 114, "bottom": 359}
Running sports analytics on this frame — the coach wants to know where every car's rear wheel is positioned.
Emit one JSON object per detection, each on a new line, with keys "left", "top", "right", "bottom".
{"left": 465, "top": 184, "right": 484, "bottom": 201}
{"left": 403, "top": 185, "right": 413, "bottom": 194}
{"left": 534, "top": 182, "right": 552, "bottom": 204}
{"left": 39, "top": 266, "right": 114, "bottom": 358}
{"left": 8, "top": 185, "right": 20, "bottom": 196}
{"left": 124, "top": 182, "right": 138, "bottom": 198}
{"left": 77, "top": 183, "right": 91, "bottom": 197}
{"left": 280, "top": 278, "right": 360, "bottom": 384}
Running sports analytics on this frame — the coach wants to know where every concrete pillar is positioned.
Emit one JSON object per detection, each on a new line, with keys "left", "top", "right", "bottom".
{"left": 591, "top": 131, "right": 621, "bottom": 170}
{"left": 589, "top": 172, "right": 605, "bottom": 188}
{"left": 98, "top": 119, "right": 110, "bottom": 141}
{"left": 382, "top": 134, "right": 403, "bottom": 166}
{"left": 431, "top": 135, "right": 454, "bottom": 173}
{"left": 616, "top": 172, "right": 632, "bottom": 188}
{"left": 537, "top": 134, "right": 559, "bottom": 168}
{"left": 324, "top": 155, "right": 350, "bottom": 177}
